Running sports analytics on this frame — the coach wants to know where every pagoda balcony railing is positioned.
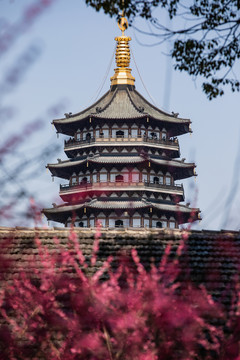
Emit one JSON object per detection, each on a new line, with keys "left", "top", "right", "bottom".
{"left": 64, "top": 136, "right": 179, "bottom": 148}
{"left": 60, "top": 181, "right": 183, "bottom": 192}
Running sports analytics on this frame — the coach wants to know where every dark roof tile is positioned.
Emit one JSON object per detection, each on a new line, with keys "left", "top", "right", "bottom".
{"left": 0, "top": 226, "right": 240, "bottom": 308}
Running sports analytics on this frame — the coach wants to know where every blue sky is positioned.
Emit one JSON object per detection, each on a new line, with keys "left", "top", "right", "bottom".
{"left": 1, "top": 0, "right": 240, "bottom": 230}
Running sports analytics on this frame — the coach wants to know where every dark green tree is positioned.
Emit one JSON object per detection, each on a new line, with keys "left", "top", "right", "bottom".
{"left": 85, "top": 0, "right": 240, "bottom": 100}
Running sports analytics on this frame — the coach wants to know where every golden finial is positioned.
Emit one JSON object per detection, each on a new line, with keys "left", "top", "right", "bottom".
{"left": 118, "top": 9, "right": 128, "bottom": 36}
{"left": 110, "top": 4, "right": 135, "bottom": 86}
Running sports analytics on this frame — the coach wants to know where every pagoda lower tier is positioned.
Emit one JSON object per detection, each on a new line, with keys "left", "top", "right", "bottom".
{"left": 43, "top": 197, "right": 200, "bottom": 229}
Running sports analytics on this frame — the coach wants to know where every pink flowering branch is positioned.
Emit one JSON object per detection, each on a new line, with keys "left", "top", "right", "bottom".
{"left": 0, "top": 0, "right": 57, "bottom": 57}
{"left": 0, "top": 229, "right": 240, "bottom": 359}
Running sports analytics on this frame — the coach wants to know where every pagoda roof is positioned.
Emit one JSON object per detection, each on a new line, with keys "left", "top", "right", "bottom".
{"left": 43, "top": 198, "right": 199, "bottom": 223}
{"left": 53, "top": 86, "right": 191, "bottom": 132}
{"left": 44, "top": 200, "right": 147, "bottom": 213}
{"left": 47, "top": 154, "right": 196, "bottom": 179}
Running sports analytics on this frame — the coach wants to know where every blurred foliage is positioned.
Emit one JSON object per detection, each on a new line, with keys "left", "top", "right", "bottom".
{"left": 0, "top": 230, "right": 232, "bottom": 359}
{"left": 85, "top": 0, "right": 240, "bottom": 100}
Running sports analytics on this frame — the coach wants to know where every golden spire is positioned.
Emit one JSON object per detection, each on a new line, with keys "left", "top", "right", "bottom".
{"left": 110, "top": 8, "right": 135, "bottom": 86}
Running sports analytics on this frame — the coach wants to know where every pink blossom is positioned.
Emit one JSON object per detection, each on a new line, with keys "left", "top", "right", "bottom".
{"left": 0, "top": 230, "right": 239, "bottom": 359}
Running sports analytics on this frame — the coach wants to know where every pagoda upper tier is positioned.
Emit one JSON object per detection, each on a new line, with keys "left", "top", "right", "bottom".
{"left": 43, "top": 13, "right": 200, "bottom": 229}
{"left": 47, "top": 155, "right": 196, "bottom": 180}
{"left": 53, "top": 87, "right": 192, "bottom": 138}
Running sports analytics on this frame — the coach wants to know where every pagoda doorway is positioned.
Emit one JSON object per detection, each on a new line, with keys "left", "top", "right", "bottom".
{"left": 116, "top": 130, "right": 124, "bottom": 138}
{"left": 156, "top": 221, "right": 163, "bottom": 228}
{"left": 115, "top": 219, "right": 124, "bottom": 227}
{"left": 86, "top": 133, "right": 91, "bottom": 141}
{"left": 153, "top": 176, "right": 159, "bottom": 184}
{"left": 80, "top": 177, "right": 88, "bottom": 186}
{"left": 116, "top": 174, "right": 124, "bottom": 183}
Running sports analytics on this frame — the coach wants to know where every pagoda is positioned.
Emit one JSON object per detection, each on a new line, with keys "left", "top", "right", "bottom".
{"left": 43, "top": 14, "right": 201, "bottom": 229}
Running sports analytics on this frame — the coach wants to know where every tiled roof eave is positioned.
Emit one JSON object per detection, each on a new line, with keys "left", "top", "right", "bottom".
{"left": 47, "top": 156, "right": 195, "bottom": 169}
{"left": 53, "top": 113, "right": 190, "bottom": 126}
{"left": 1, "top": 225, "right": 240, "bottom": 311}
{"left": 150, "top": 157, "right": 195, "bottom": 168}
{"left": 43, "top": 200, "right": 149, "bottom": 213}
{"left": 47, "top": 158, "right": 86, "bottom": 169}
{"left": 52, "top": 87, "right": 191, "bottom": 126}
{"left": 43, "top": 200, "right": 199, "bottom": 215}
{"left": 52, "top": 89, "right": 114, "bottom": 124}
{"left": 129, "top": 89, "right": 191, "bottom": 123}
